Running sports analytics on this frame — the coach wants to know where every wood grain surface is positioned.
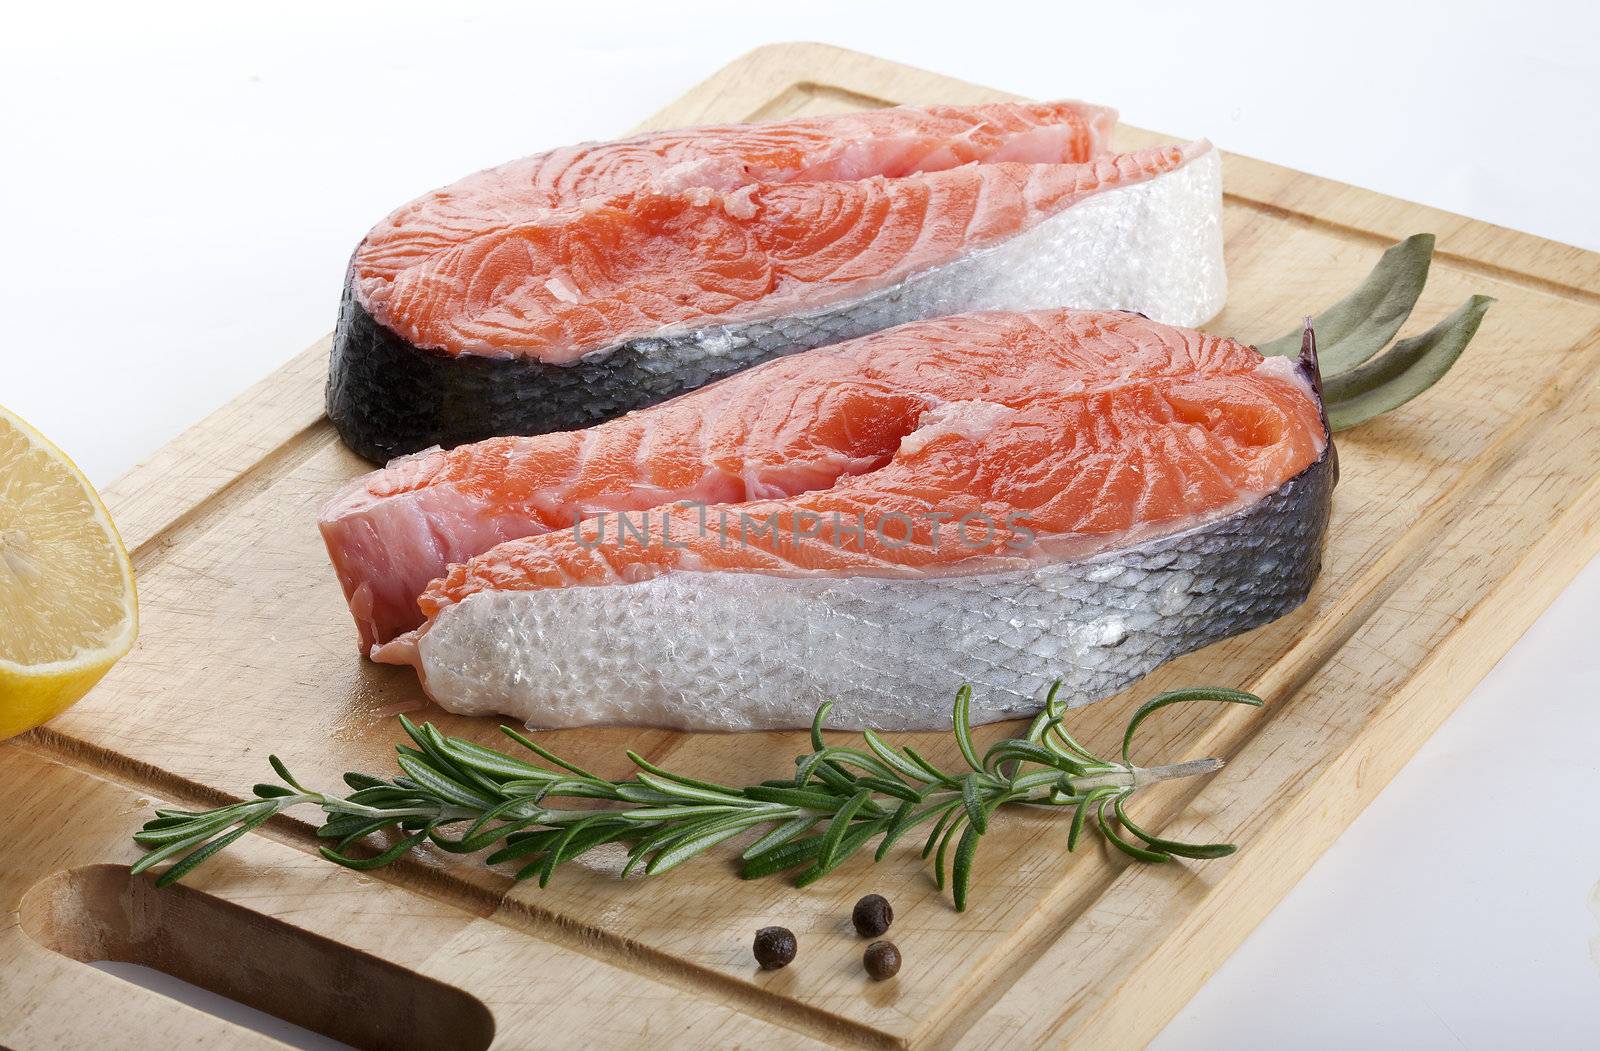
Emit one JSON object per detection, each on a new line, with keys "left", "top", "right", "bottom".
{"left": 6, "top": 42, "right": 1600, "bottom": 1050}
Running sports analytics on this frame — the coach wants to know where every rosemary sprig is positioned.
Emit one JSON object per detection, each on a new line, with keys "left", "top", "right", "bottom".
{"left": 132, "top": 684, "right": 1260, "bottom": 910}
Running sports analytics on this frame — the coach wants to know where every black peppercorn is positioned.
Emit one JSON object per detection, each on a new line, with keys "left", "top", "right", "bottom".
{"left": 863, "top": 940, "right": 901, "bottom": 980}
{"left": 852, "top": 893, "right": 893, "bottom": 937}
{"left": 752, "top": 926, "right": 797, "bottom": 970}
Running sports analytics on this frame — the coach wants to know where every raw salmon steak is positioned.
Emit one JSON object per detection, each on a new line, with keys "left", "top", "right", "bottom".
{"left": 322, "top": 309, "right": 1333, "bottom": 731}
{"left": 329, "top": 102, "right": 1226, "bottom": 461}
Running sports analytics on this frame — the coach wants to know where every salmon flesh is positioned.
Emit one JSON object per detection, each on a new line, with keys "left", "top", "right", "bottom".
{"left": 329, "top": 102, "right": 1225, "bottom": 462}
{"left": 322, "top": 309, "right": 1333, "bottom": 731}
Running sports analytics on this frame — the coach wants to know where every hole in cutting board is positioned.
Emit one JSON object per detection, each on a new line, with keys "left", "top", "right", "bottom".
{"left": 89, "top": 961, "right": 358, "bottom": 1050}
{"left": 20, "top": 864, "right": 495, "bottom": 1051}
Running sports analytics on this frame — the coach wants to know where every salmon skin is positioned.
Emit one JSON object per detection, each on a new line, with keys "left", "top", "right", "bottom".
{"left": 322, "top": 309, "right": 1332, "bottom": 731}
{"left": 328, "top": 102, "right": 1225, "bottom": 462}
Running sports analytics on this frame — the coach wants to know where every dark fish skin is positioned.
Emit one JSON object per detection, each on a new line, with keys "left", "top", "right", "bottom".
{"left": 328, "top": 271, "right": 915, "bottom": 464}
{"left": 328, "top": 277, "right": 720, "bottom": 464}
{"left": 1037, "top": 439, "right": 1335, "bottom": 714}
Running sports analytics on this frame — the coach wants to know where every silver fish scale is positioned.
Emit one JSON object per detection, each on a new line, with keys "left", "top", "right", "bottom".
{"left": 415, "top": 441, "right": 1332, "bottom": 732}
{"left": 329, "top": 151, "right": 1224, "bottom": 462}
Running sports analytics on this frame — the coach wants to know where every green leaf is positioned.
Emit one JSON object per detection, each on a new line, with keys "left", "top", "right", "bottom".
{"left": 921, "top": 802, "right": 961, "bottom": 860}
{"left": 982, "top": 740, "right": 1062, "bottom": 774}
{"left": 132, "top": 811, "right": 255, "bottom": 874}
{"left": 1067, "top": 798, "right": 1089, "bottom": 852}
{"left": 268, "top": 755, "right": 309, "bottom": 793}
{"left": 343, "top": 784, "right": 426, "bottom": 808}
{"left": 407, "top": 719, "right": 506, "bottom": 799}
{"left": 854, "top": 776, "right": 922, "bottom": 804}
{"left": 610, "top": 784, "right": 685, "bottom": 805}
{"left": 1113, "top": 796, "right": 1238, "bottom": 860}
{"left": 498, "top": 725, "right": 603, "bottom": 781}
{"left": 1122, "top": 687, "right": 1263, "bottom": 765}
{"left": 901, "top": 746, "right": 956, "bottom": 785}
{"left": 1326, "top": 295, "right": 1494, "bottom": 431}
{"left": 1068, "top": 786, "right": 1117, "bottom": 852}
{"left": 334, "top": 818, "right": 403, "bottom": 853}
{"left": 618, "top": 804, "right": 749, "bottom": 822}
{"left": 621, "top": 821, "right": 691, "bottom": 878}
{"left": 961, "top": 776, "right": 988, "bottom": 834}
{"left": 743, "top": 785, "right": 848, "bottom": 810}
{"left": 740, "top": 833, "right": 828, "bottom": 880}
{"left": 134, "top": 805, "right": 251, "bottom": 846}
{"left": 876, "top": 799, "right": 953, "bottom": 862}
{"left": 431, "top": 797, "right": 543, "bottom": 853}
{"left": 393, "top": 750, "right": 495, "bottom": 810}
{"left": 537, "top": 818, "right": 600, "bottom": 887}
{"left": 1045, "top": 722, "right": 1105, "bottom": 767}
{"left": 818, "top": 790, "right": 871, "bottom": 869}
{"left": 647, "top": 814, "right": 773, "bottom": 876}
{"left": 155, "top": 808, "right": 278, "bottom": 888}
{"left": 1024, "top": 708, "right": 1053, "bottom": 745}
{"left": 808, "top": 747, "right": 899, "bottom": 782}
{"left": 631, "top": 770, "right": 748, "bottom": 806}
{"left": 933, "top": 812, "right": 968, "bottom": 892}
{"left": 321, "top": 826, "right": 431, "bottom": 871}
{"left": 798, "top": 752, "right": 859, "bottom": 794}
{"left": 810, "top": 701, "right": 834, "bottom": 752}
{"left": 951, "top": 685, "right": 983, "bottom": 773}
{"left": 792, "top": 818, "right": 888, "bottom": 888}
{"left": 741, "top": 816, "right": 819, "bottom": 861}
{"left": 952, "top": 821, "right": 982, "bottom": 912}
{"left": 441, "top": 737, "right": 558, "bottom": 782}
{"left": 1258, "top": 233, "right": 1434, "bottom": 372}
{"left": 486, "top": 828, "right": 564, "bottom": 866}
{"left": 1096, "top": 795, "right": 1169, "bottom": 864}
{"left": 625, "top": 751, "right": 740, "bottom": 797}
{"left": 862, "top": 728, "right": 940, "bottom": 784}
{"left": 873, "top": 800, "right": 918, "bottom": 862}
{"left": 523, "top": 821, "right": 635, "bottom": 885}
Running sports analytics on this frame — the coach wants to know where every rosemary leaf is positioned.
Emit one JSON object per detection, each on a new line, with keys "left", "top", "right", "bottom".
{"left": 961, "top": 775, "right": 988, "bottom": 834}
{"left": 647, "top": 813, "right": 773, "bottom": 876}
{"left": 793, "top": 818, "right": 889, "bottom": 888}
{"left": 951, "top": 685, "right": 983, "bottom": 773}
{"left": 921, "top": 801, "right": 962, "bottom": 860}
{"left": 952, "top": 821, "right": 983, "bottom": 913}
{"left": 1113, "top": 795, "right": 1237, "bottom": 860}
{"left": 626, "top": 750, "right": 741, "bottom": 796}
{"left": 740, "top": 833, "right": 829, "bottom": 880}
{"left": 1096, "top": 795, "right": 1169, "bottom": 864}
{"left": 900, "top": 745, "right": 957, "bottom": 786}
{"left": 156, "top": 808, "right": 279, "bottom": 888}
{"left": 862, "top": 728, "right": 940, "bottom": 784}
{"left": 394, "top": 749, "right": 495, "bottom": 810}
{"left": 819, "top": 790, "right": 872, "bottom": 870}
{"left": 1121, "top": 687, "right": 1263, "bottom": 765}
{"left": 741, "top": 816, "right": 819, "bottom": 861}
{"left": 934, "top": 812, "right": 968, "bottom": 892}
{"left": 321, "top": 826, "right": 432, "bottom": 871}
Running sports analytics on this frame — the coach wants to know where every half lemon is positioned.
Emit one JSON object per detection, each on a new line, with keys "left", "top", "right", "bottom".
{"left": 0, "top": 404, "right": 137, "bottom": 739}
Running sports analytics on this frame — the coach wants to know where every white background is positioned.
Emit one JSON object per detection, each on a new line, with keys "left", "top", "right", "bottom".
{"left": 5, "top": 2, "right": 1598, "bottom": 1046}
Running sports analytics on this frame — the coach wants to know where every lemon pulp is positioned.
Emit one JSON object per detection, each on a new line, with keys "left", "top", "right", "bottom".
{"left": 0, "top": 405, "right": 138, "bottom": 739}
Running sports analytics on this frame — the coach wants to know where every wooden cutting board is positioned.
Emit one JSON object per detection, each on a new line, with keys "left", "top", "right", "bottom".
{"left": 7, "top": 42, "right": 1600, "bottom": 1050}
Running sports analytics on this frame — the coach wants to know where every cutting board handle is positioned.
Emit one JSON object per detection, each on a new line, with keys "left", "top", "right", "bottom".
{"left": 19, "top": 864, "right": 495, "bottom": 1050}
